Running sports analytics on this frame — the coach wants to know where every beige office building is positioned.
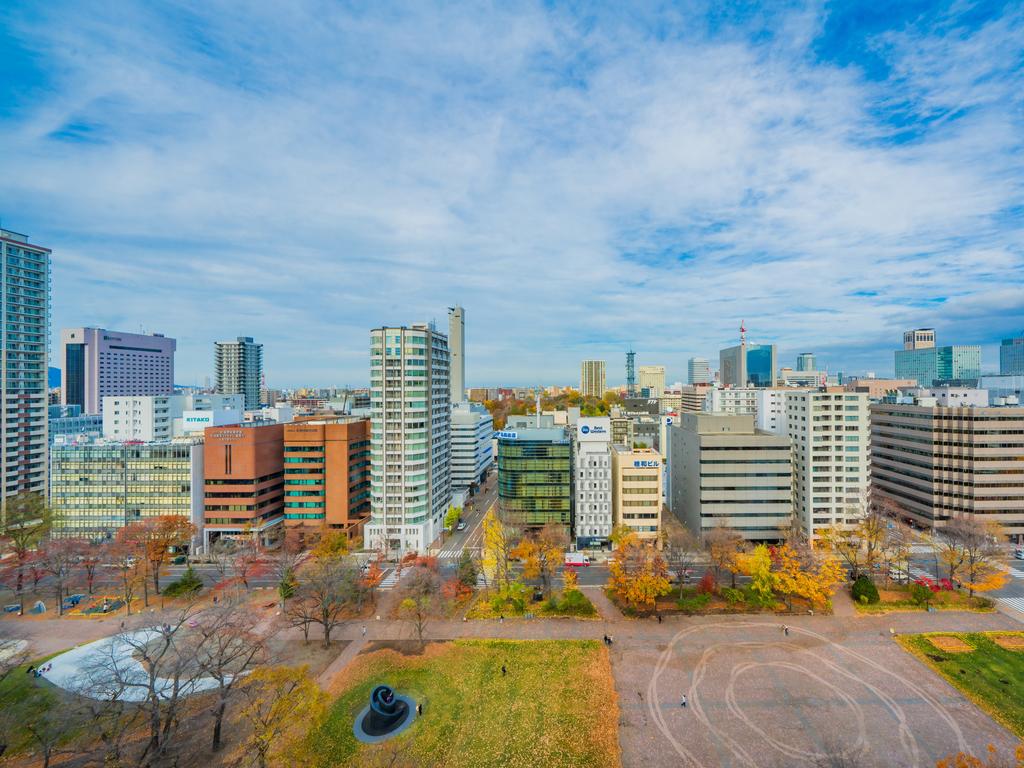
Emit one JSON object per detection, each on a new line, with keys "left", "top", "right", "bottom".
{"left": 611, "top": 446, "right": 662, "bottom": 544}
{"left": 670, "top": 413, "right": 793, "bottom": 541}
{"left": 871, "top": 394, "right": 1024, "bottom": 539}
{"left": 679, "top": 384, "right": 711, "bottom": 413}
{"left": 580, "top": 360, "right": 607, "bottom": 398}
{"left": 638, "top": 365, "right": 666, "bottom": 397}
{"left": 787, "top": 389, "right": 870, "bottom": 541}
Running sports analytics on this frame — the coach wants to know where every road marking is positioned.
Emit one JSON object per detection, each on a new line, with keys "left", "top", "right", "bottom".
{"left": 1008, "top": 568, "right": 1024, "bottom": 579}
{"left": 997, "top": 597, "right": 1024, "bottom": 614}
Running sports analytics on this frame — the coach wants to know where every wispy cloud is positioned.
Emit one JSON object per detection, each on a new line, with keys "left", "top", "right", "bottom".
{"left": 0, "top": 0, "right": 1021, "bottom": 386}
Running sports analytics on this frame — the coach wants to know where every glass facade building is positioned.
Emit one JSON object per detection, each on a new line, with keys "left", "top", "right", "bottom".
{"left": 895, "top": 345, "right": 981, "bottom": 384}
{"left": 51, "top": 441, "right": 203, "bottom": 542}
{"left": 745, "top": 345, "right": 776, "bottom": 387}
{"left": 1001, "top": 337, "right": 1024, "bottom": 375}
{"left": 497, "top": 427, "right": 572, "bottom": 530}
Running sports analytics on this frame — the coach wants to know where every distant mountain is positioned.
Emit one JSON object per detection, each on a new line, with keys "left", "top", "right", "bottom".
{"left": 49, "top": 367, "right": 60, "bottom": 388}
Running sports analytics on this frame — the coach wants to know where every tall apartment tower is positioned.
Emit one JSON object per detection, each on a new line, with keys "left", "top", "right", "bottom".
{"left": 366, "top": 323, "right": 451, "bottom": 554}
{"left": 786, "top": 390, "right": 870, "bottom": 541}
{"left": 687, "top": 357, "right": 710, "bottom": 385}
{"left": 1001, "top": 336, "right": 1024, "bottom": 375}
{"left": 581, "top": 360, "right": 606, "bottom": 398}
{"left": 0, "top": 228, "right": 50, "bottom": 501}
{"left": 638, "top": 365, "right": 666, "bottom": 397}
{"left": 214, "top": 336, "right": 263, "bottom": 409}
{"left": 448, "top": 305, "right": 465, "bottom": 403}
{"left": 60, "top": 328, "right": 176, "bottom": 414}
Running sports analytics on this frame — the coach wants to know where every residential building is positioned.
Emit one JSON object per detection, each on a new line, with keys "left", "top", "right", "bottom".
{"left": 1001, "top": 337, "right": 1024, "bottom": 375}
{"left": 705, "top": 387, "right": 757, "bottom": 415}
{"left": 102, "top": 393, "right": 244, "bottom": 441}
{"left": 51, "top": 439, "right": 204, "bottom": 547}
{"left": 670, "top": 413, "right": 793, "bottom": 541}
{"left": 496, "top": 427, "right": 572, "bottom": 532}
{"left": 688, "top": 357, "right": 711, "bottom": 385}
{"left": 796, "top": 352, "right": 816, "bottom": 372}
{"left": 451, "top": 401, "right": 493, "bottom": 492}
{"left": 60, "top": 327, "right": 175, "bottom": 415}
{"left": 787, "top": 390, "right": 870, "bottom": 541}
{"left": 202, "top": 422, "right": 285, "bottom": 549}
{"left": 638, "top": 365, "right": 666, "bottom": 398}
{"left": 753, "top": 389, "right": 788, "bottom": 434}
{"left": 573, "top": 417, "right": 612, "bottom": 548}
{"left": 580, "top": 360, "right": 606, "bottom": 398}
{"left": 609, "top": 411, "right": 634, "bottom": 447}
{"left": 448, "top": 305, "right": 465, "bottom": 403}
{"left": 611, "top": 445, "right": 662, "bottom": 545}
{"left": 871, "top": 392, "right": 1024, "bottom": 539}
{"left": 894, "top": 329, "right": 981, "bottom": 384}
{"left": 1, "top": 228, "right": 50, "bottom": 500}
{"left": 214, "top": 336, "right": 264, "bottom": 409}
{"left": 48, "top": 404, "right": 102, "bottom": 445}
{"left": 282, "top": 418, "right": 371, "bottom": 541}
{"left": 366, "top": 324, "right": 451, "bottom": 555}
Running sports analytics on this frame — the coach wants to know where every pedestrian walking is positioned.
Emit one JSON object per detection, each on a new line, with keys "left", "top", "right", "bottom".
{"left": 499, "top": 615, "right": 504, "bottom": 624}
{"left": 657, "top": 614, "right": 663, "bottom": 624}
{"left": 416, "top": 702, "right": 422, "bottom": 716}
{"left": 26, "top": 665, "right": 34, "bottom": 675}
{"left": 680, "top": 694, "right": 687, "bottom": 708}
{"left": 784, "top": 625, "right": 789, "bottom": 636}
{"left": 501, "top": 665, "right": 507, "bottom": 677}
{"left": 361, "top": 625, "right": 367, "bottom": 637}
{"left": 120, "top": 621, "right": 125, "bottom": 630}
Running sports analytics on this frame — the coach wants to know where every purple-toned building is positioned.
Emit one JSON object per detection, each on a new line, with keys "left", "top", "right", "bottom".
{"left": 60, "top": 328, "right": 176, "bottom": 414}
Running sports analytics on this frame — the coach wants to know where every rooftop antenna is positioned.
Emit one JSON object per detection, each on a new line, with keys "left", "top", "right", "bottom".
{"left": 626, "top": 348, "right": 636, "bottom": 397}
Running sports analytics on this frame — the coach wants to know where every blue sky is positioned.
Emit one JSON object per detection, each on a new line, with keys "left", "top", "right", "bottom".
{"left": 1, "top": 1, "right": 1022, "bottom": 387}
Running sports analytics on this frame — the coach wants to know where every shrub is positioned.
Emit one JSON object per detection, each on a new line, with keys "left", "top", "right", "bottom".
{"left": 720, "top": 587, "right": 744, "bottom": 605}
{"left": 163, "top": 566, "right": 203, "bottom": 598}
{"left": 851, "top": 575, "right": 879, "bottom": 605}
{"left": 558, "top": 589, "right": 596, "bottom": 616}
{"left": 741, "top": 585, "right": 774, "bottom": 608}
{"left": 909, "top": 581, "right": 934, "bottom": 606}
{"left": 696, "top": 570, "right": 716, "bottom": 595}
{"left": 677, "top": 593, "right": 711, "bottom": 614}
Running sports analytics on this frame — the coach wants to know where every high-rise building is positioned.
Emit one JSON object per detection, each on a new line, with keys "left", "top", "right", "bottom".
{"left": 894, "top": 329, "right": 980, "bottom": 384}
{"left": 720, "top": 340, "right": 777, "bottom": 386}
{"left": 611, "top": 445, "right": 663, "bottom": 545}
{"left": 638, "top": 365, "right": 666, "bottom": 397}
{"left": 670, "top": 413, "right": 792, "bottom": 541}
{"left": 786, "top": 390, "right": 870, "bottom": 541}
{"left": 1, "top": 228, "right": 50, "bottom": 500}
{"left": 214, "top": 336, "right": 264, "bottom": 409}
{"left": 497, "top": 427, "right": 572, "bottom": 532}
{"left": 282, "top": 417, "right": 371, "bottom": 541}
{"left": 448, "top": 305, "right": 465, "bottom": 403}
{"left": 687, "top": 357, "right": 710, "bottom": 385}
{"left": 1001, "top": 336, "right": 1024, "bottom": 375}
{"left": 102, "top": 393, "right": 243, "bottom": 442}
{"left": 366, "top": 324, "right": 451, "bottom": 554}
{"left": 871, "top": 391, "right": 1024, "bottom": 539}
{"left": 451, "top": 401, "right": 493, "bottom": 492}
{"left": 573, "top": 417, "right": 612, "bottom": 548}
{"left": 60, "top": 327, "right": 175, "bottom": 416}
{"left": 202, "top": 422, "right": 285, "bottom": 549}
{"left": 580, "top": 360, "right": 606, "bottom": 398}
{"left": 51, "top": 439, "right": 204, "bottom": 547}
{"left": 795, "top": 352, "right": 816, "bottom": 372}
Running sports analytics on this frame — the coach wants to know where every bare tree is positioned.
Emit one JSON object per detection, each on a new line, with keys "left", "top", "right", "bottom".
{"left": 24, "top": 710, "right": 76, "bottom": 768}
{"left": 68, "top": 663, "right": 145, "bottom": 767}
{"left": 285, "top": 595, "right": 318, "bottom": 644}
{"left": 662, "top": 524, "right": 700, "bottom": 597}
{"left": 37, "top": 538, "right": 80, "bottom": 616}
{"left": 396, "top": 559, "right": 442, "bottom": 648}
{"left": 302, "top": 558, "right": 363, "bottom": 648}
{"left": 192, "top": 601, "right": 268, "bottom": 751}
{"left": 267, "top": 530, "right": 305, "bottom": 609}
{"left": 946, "top": 516, "right": 1006, "bottom": 597}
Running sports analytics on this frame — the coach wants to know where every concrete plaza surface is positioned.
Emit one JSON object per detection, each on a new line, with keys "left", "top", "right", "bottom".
{"left": 612, "top": 610, "right": 1021, "bottom": 768}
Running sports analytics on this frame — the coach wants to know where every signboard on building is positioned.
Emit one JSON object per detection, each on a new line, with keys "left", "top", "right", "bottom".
{"left": 633, "top": 459, "right": 660, "bottom": 468}
{"left": 495, "top": 430, "right": 519, "bottom": 440}
{"left": 577, "top": 417, "right": 611, "bottom": 442}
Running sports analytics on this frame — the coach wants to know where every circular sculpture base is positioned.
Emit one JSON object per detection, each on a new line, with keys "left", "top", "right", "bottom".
{"left": 353, "top": 685, "right": 417, "bottom": 744}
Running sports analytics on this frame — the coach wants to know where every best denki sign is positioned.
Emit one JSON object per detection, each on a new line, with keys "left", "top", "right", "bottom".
{"left": 577, "top": 417, "right": 611, "bottom": 442}
{"left": 633, "top": 459, "right": 661, "bottom": 468}
{"left": 495, "top": 431, "right": 519, "bottom": 440}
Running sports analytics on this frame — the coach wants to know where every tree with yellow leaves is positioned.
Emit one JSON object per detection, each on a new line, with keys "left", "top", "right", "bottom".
{"left": 607, "top": 531, "right": 671, "bottom": 614}
{"left": 237, "top": 665, "right": 327, "bottom": 768}
{"left": 772, "top": 543, "right": 844, "bottom": 611}
{"left": 705, "top": 527, "right": 744, "bottom": 588}
{"left": 950, "top": 516, "right": 1009, "bottom": 598}
{"left": 936, "top": 744, "right": 1024, "bottom": 768}
{"left": 510, "top": 523, "right": 567, "bottom": 598}
{"left": 741, "top": 543, "right": 775, "bottom": 605}
{"left": 481, "top": 507, "right": 515, "bottom": 589}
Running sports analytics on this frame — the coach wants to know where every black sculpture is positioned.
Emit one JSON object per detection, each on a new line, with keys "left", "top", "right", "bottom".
{"left": 353, "top": 684, "right": 416, "bottom": 743}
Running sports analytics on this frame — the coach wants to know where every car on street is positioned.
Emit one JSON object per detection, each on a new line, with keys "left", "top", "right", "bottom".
{"left": 456, "top": 521, "right": 467, "bottom": 532}
{"left": 565, "top": 553, "right": 590, "bottom": 567}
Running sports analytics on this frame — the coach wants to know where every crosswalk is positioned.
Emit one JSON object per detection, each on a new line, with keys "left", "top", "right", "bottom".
{"left": 909, "top": 566, "right": 933, "bottom": 581}
{"left": 997, "top": 596, "right": 1024, "bottom": 614}
{"left": 1008, "top": 567, "right": 1024, "bottom": 579}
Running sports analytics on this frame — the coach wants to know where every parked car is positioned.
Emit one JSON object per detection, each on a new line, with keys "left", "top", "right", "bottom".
{"left": 1015, "top": 547, "right": 1024, "bottom": 560}
{"left": 888, "top": 567, "right": 909, "bottom": 583}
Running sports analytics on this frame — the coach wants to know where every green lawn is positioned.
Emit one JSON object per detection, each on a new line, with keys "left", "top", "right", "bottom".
{"left": 312, "top": 639, "right": 619, "bottom": 768}
{"left": 899, "top": 632, "right": 1024, "bottom": 738}
{"left": 855, "top": 584, "right": 993, "bottom": 614}
{"left": 0, "top": 652, "right": 69, "bottom": 755}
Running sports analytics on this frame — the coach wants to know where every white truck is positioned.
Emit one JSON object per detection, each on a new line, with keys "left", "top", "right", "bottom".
{"left": 564, "top": 552, "right": 590, "bottom": 567}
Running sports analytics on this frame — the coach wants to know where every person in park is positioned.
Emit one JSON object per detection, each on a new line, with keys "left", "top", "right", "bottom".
{"left": 680, "top": 694, "right": 687, "bottom": 708}
{"left": 501, "top": 664, "right": 507, "bottom": 676}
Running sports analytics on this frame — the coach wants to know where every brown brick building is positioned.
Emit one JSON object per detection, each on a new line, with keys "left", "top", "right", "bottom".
{"left": 283, "top": 417, "right": 371, "bottom": 543}
{"left": 202, "top": 423, "right": 285, "bottom": 549}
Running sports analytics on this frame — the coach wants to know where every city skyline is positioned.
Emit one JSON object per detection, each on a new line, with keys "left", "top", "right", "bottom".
{"left": 2, "top": 2, "right": 1022, "bottom": 386}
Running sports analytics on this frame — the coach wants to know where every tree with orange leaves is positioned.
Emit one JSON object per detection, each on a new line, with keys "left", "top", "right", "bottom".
{"left": 607, "top": 531, "right": 670, "bottom": 614}
{"left": 120, "top": 515, "right": 196, "bottom": 596}
{"left": 510, "top": 523, "right": 567, "bottom": 598}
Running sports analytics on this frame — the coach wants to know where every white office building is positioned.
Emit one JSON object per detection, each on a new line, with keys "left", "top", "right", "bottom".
{"left": 688, "top": 357, "right": 711, "bottom": 385}
{"left": 574, "top": 417, "right": 613, "bottom": 548}
{"left": 786, "top": 390, "right": 870, "bottom": 540}
{"left": 754, "top": 389, "right": 789, "bottom": 434}
{"left": 366, "top": 323, "right": 451, "bottom": 554}
{"left": 103, "top": 394, "right": 244, "bottom": 441}
{"left": 451, "top": 401, "right": 493, "bottom": 491}
{"left": 704, "top": 387, "right": 758, "bottom": 415}
{"left": 1, "top": 228, "right": 50, "bottom": 499}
